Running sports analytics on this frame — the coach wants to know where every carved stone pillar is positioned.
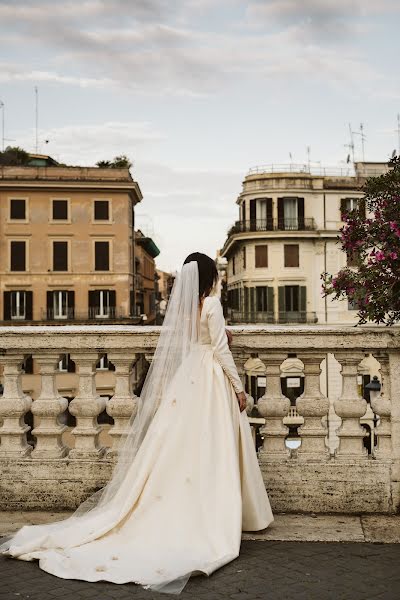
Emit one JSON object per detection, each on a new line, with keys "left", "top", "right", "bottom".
{"left": 296, "top": 354, "right": 330, "bottom": 460}
{"left": 371, "top": 354, "right": 392, "bottom": 459}
{"left": 257, "top": 353, "right": 290, "bottom": 460}
{"left": 0, "top": 353, "right": 32, "bottom": 457}
{"left": 31, "top": 353, "right": 69, "bottom": 459}
{"left": 106, "top": 353, "right": 139, "bottom": 456}
{"left": 334, "top": 352, "right": 368, "bottom": 459}
{"left": 68, "top": 353, "right": 106, "bottom": 459}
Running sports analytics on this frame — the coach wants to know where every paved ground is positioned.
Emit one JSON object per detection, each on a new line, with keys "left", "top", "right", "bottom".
{"left": 1, "top": 539, "right": 400, "bottom": 600}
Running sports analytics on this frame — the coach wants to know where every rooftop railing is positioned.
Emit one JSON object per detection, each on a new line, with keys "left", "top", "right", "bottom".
{"left": 0, "top": 324, "right": 398, "bottom": 514}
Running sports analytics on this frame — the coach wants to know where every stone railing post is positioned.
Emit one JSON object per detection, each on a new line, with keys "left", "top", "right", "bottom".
{"left": 296, "top": 353, "right": 330, "bottom": 460}
{"left": 389, "top": 350, "right": 400, "bottom": 511}
{"left": 334, "top": 352, "right": 368, "bottom": 459}
{"left": 68, "top": 352, "right": 106, "bottom": 459}
{"left": 30, "top": 353, "right": 69, "bottom": 459}
{"left": 257, "top": 353, "right": 290, "bottom": 460}
{"left": 0, "top": 353, "right": 32, "bottom": 457}
{"left": 370, "top": 353, "right": 391, "bottom": 459}
{"left": 106, "top": 352, "right": 139, "bottom": 456}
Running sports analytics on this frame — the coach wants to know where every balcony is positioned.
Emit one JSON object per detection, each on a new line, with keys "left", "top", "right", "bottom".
{"left": 227, "top": 218, "right": 316, "bottom": 237}
{"left": 0, "top": 324, "right": 397, "bottom": 514}
{"left": 228, "top": 310, "right": 318, "bottom": 324}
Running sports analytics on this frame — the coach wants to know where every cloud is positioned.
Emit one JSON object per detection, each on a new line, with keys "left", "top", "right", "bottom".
{"left": 0, "top": 0, "right": 384, "bottom": 97}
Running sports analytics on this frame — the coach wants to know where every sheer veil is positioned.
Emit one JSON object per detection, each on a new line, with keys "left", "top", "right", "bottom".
{"left": 0, "top": 261, "right": 201, "bottom": 592}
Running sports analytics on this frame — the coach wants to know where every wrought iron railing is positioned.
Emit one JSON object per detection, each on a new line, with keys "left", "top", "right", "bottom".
{"left": 227, "top": 218, "right": 315, "bottom": 236}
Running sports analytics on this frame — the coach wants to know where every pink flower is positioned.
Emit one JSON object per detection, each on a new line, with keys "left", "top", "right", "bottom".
{"left": 389, "top": 252, "right": 398, "bottom": 260}
{"left": 375, "top": 251, "right": 385, "bottom": 262}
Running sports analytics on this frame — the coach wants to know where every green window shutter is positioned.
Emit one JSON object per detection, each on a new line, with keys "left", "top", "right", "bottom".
{"left": 300, "top": 286, "right": 307, "bottom": 313}
{"left": 25, "top": 291, "right": 33, "bottom": 320}
{"left": 278, "top": 286, "right": 285, "bottom": 312}
{"left": 267, "top": 287, "right": 274, "bottom": 313}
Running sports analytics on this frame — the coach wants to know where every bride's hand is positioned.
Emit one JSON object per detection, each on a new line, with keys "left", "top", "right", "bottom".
{"left": 226, "top": 329, "right": 233, "bottom": 347}
{"left": 236, "top": 391, "right": 247, "bottom": 412}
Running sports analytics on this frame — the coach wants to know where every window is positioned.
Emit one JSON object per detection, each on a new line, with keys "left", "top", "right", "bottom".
{"left": 53, "top": 291, "right": 68, "bottom": 319}
{"left": 10, "top": 241, "right": 26, "bottom": 271}
{"left": 10, "top": 199, "right": 26, "bottom": 220}
{"left": 249, "top": 198, "right": 273, "bottom": 230}
{"left": 346, "top": 250, "right": 358, "bottom": 267}
{"left": 256, "top": 287, "right": 268, "bottom": 311}
{"left": 232, "top": 256, "right": 236, "bottom": 275}
{"left": 3, "top": 290, "right": 32, "bottom": 320}
{"left": 227, "top": 288, "right": 240, "bottom": 310}
{"left": 10, "top": 290, "right": 26, "bottom": 319}
{"left": 88, "top": 289, "right": 116, "bottom": 318}
{"left": 52, "top": 199, "right": 68, "bottom": 220}
{"left": 255, "top": 245, "right": 268, "bottom": 268}
{"left": 284, "top": 244, "right": 299, "bottom": 267}
{"left": 47, "top": 290, "right": 74, "bottom": 320}
{"left": 53, "top": 241, "right": 68, "bottom": 271}
{"left": 95, "top": 241, "right": 110, "bottom": 271}
{"left": 340, "top": 198, "right": 366, "bottom": 220}
{"left": 242, "top": 246, "right": 246, "bottom": 270}
{"left": 285, "top": 286, "right": 300, "bottom": 311}
{"left": 278, "top": 197, "right": 305, "bottom": 230}
{"left": 58, "top": 354, "right": 75, "bottom": 372}
{"left": 348, "top": 298, "right": 358, "bottom": 311}
{"left": 278, "top": 285, "right": 307, "bottom": 323}
{"left": 94, "top": 200, "right": 109, "bottom": 220}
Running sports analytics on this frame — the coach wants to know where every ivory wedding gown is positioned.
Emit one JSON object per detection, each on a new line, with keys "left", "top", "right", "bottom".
{"left": 0, "top": 293, "right": 273, "bottom": 594}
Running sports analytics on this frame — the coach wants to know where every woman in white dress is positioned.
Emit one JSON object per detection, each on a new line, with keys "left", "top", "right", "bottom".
{"left": 0, "top": 253, "right": 273, "bottom": 594}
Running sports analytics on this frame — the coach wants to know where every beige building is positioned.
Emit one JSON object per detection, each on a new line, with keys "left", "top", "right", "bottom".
{"left": 134, "top": 229, "right": 160, "bottom": 324}
{"left": 0, "top": 164, "right": 142, "bottom": 324}
{"left": 221, "top": 162, "right": 392, "bottom": 325}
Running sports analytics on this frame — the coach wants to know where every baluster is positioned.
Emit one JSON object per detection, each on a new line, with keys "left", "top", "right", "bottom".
{"left": 31, "top": 353, "right": 69, "bottom": 459}
{"left": 389, "top": 350, "right": 400, "bottom": 511}
{"left": 334, "top": 352, "right": 368, "bottom": 459}
{"left": 0, "top": 353, "right": 32, "bottom": 457}
{"left": 106, "top": 353, "right": 139, "bottom": 456}
{"left": 257, "top": 353, "right": 290, "bottom": 460}
{"left": 68, "top": 352, "right": 106, "bottom": 459}
{"left": 296, "top": 354, "right": 330, "bottom": 460}
{"left": 371, "top": 353, "right": 391, "bottom": 459}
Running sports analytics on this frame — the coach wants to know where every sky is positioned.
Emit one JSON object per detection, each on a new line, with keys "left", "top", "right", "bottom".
{"left": 1, "top": 0, "right": 400, "bottom": 271}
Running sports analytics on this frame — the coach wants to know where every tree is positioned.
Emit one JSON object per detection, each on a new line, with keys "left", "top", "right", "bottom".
{"left": 96, "top": 155, "right": 132, "bottom": 169}
{"left": 322, "top": 157, "right": 400, "bottom": 325}
{"left": 0, "top": 146, "right": 30, "bottom": 166}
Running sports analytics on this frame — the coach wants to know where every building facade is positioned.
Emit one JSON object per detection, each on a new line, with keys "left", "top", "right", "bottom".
{"left": 133, "top": 229, "right": 160, "bottom": 324}
{"left": 221, "top": 162, "right": 391, "bottom": 325}
{"left": 0, "top": 165, "right": 143, "bottom": 324}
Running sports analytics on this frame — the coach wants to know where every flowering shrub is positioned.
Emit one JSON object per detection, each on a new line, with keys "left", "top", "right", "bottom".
{"left": 322, "top": 157, "right": 400, "bottom": 325}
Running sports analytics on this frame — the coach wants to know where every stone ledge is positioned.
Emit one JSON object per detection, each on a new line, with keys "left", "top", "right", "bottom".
{"left": 1, "top": 512, "right": 400, "bottom": 544}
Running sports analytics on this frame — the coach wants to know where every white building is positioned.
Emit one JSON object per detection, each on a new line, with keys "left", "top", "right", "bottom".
{"left": 221, "top": 162, "right": 392, "bottom": 325}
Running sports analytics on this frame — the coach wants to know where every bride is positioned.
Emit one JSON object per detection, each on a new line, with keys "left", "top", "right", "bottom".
{"left": 0, "top": 252, "right": 273, "bottom": 594}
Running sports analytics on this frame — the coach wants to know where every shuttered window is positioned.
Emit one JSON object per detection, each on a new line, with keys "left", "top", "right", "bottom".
{"left": 255, "top": 245, "right": 268, "bottom": 268}
{"left": 10, "top": 199, "right": 26, "bottom": 220}
{"left": 95, "top": 241, "right": 110, "bottom": 271}
{"left": 53, "top": 241, "right": 68, "bottom": 271}
{"left": 94, "top": 200, "right": 109, "bottom": 220}
{"left": 284, "top": 244, "right": 299, "bottom": 267}
{"left": 52, "top": 200, "right": 68, "bottom": 220}
{"left": 10, "top": 241, "right": 26, "bottom": 271}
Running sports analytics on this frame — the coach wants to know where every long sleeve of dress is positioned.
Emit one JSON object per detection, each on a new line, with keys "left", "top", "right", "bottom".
{"left": 206, "top": 296, "right": 244, "bottom": 394}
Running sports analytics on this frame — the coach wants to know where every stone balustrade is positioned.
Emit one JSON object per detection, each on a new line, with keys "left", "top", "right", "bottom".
{"left": 0, "top": 324, "right": 399, "bottom": 514}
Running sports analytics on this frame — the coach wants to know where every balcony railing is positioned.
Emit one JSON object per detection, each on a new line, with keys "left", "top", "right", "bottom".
{"left": 247, "top": 164, "right": 356, "bottom": 177}
{"left": 227, "top": 218, "right": 316, "bottom": 236}
{"left": 40, "top": 308, "right": 134, "bottom": 321}
{"left": 228, "top": 310, "right": 318, "bottom": 324}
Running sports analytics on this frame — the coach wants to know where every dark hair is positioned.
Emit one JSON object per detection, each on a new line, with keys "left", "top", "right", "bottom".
{"left": 183, "top": 252, "right": 218, "bottom": 300}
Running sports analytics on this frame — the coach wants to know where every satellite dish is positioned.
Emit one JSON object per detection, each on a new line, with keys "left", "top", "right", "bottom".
{"left": 392, "top": 149, "right": 397, "bottom": 158}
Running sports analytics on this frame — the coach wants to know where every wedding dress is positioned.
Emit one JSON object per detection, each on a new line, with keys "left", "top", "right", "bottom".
{"left": 0, "top": 261, "right": 273, "bottom": 594}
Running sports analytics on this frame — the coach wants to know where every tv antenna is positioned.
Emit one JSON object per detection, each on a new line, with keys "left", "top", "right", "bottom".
{"left": 306, "top": 146, "right": 311, "bottom": 171}
{"left": 397, "top": 114, "right": 400, "bottom": 155}
{"left": 34, "top": 86, "right": 39, "bottom": 153}
{"left": 353, "top": 123, "right": 366, "bottom": 162}
{"left": 0, "top": 100, "right": 15, "bottom": 152}
{"left": 344, "top": 123, "right": 355, "bottom": 164}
